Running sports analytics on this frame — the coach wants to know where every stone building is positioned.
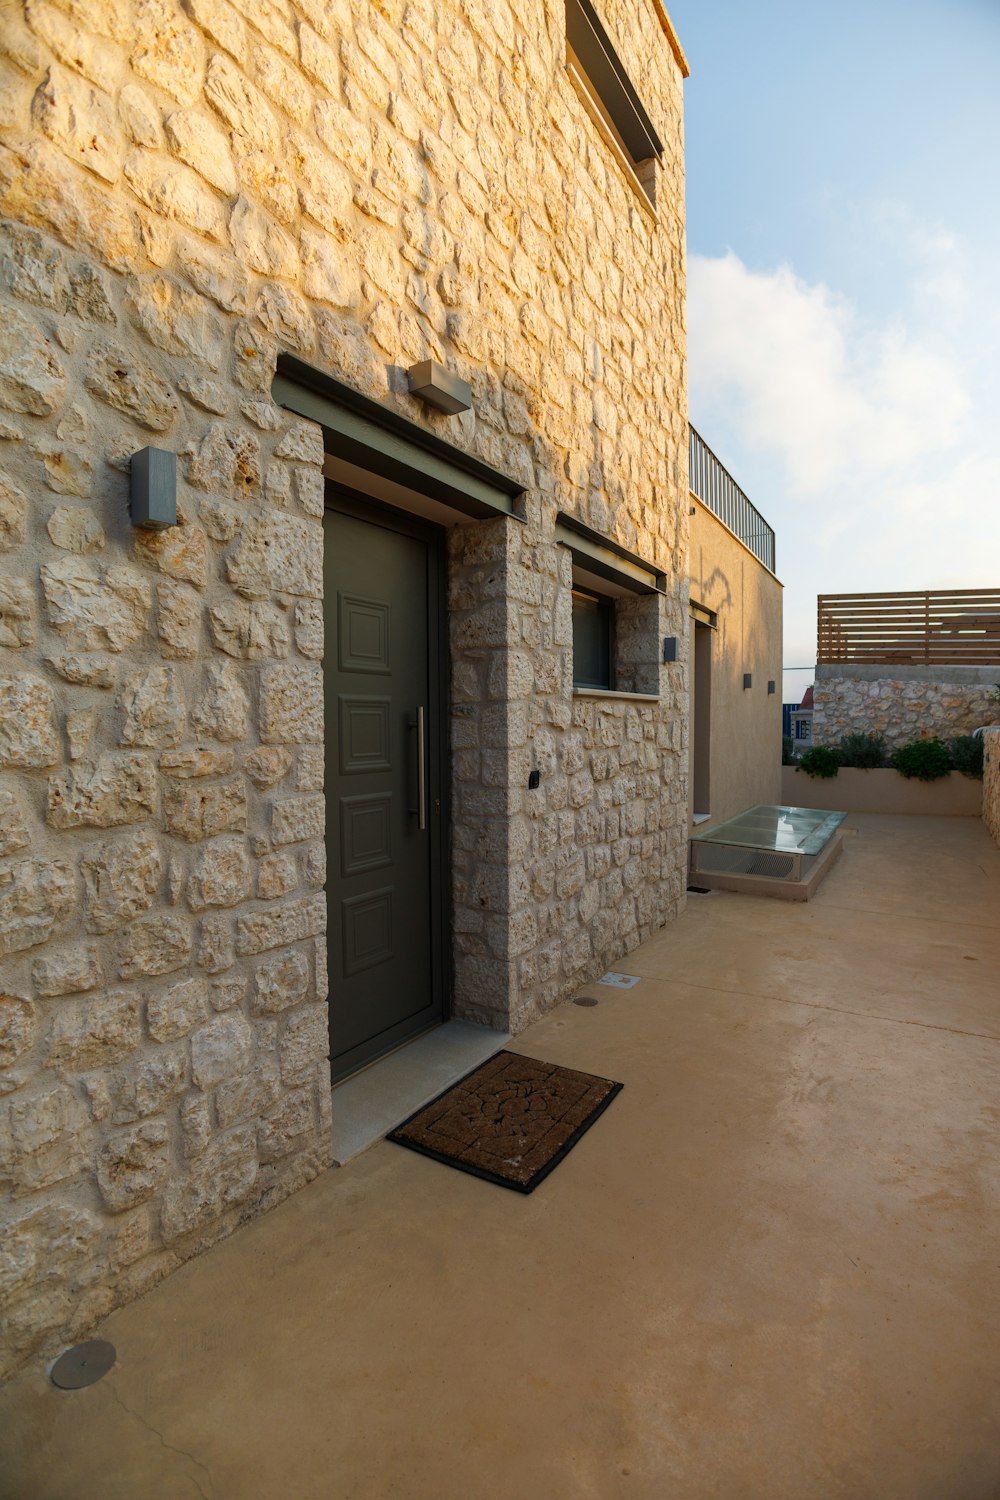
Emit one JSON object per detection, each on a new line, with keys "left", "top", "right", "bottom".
{"left": 0, "top": 0, "right": 692, "bottom": 1374}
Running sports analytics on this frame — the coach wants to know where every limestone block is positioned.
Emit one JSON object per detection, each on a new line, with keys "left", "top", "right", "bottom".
{"left": 257, "top": 851, "right": 296, "bottom": 900}
{"left": 159, "top": 747, "right": 235, "bottom": 778}
{"left": 314, "top": 97, "right": 370, "bottom": 177}
{"left": 184, "top": 0, "right": 247, "bottom": 60}
{"left": 164, "top": 106, "right": 237, "bottom": 195}
{"left": 232, "top": 320, "right": 276, "bottom": 393}
{"left": 296, "top": 749, "right": 323, "bottom": 795}
{"left": 0, "top": 1202, "right": 100, "bottom": 1305}
{"left": 124, "top": 147, "right": 224, "bottom": 240}
{"left": 80, "top": 829, "right": 162, "bottom": 934}
{"left": 0, "top": 303, "right": 66, "bottom": 415}
{"left": 199, "top": 497, "right": 241, "bottom": 542}
{"left": 229, "top": 196, "right": 299, "bottom": 279}
{"left": 252, "top": 40, "right": 310, "bottom": 123}
{"left": 186, "top": 420, "right": 261, "bottom": 493}
{"left": 303, "top": 842, "right": 325, "bottom": 888}
{"left": 46, "top": 504, "right": 105, "bottom": 554}
{"left": 31, "top": 65, "right": 120, "bottom": 185}
{"left": 156, "top": 580, "right": 200, "bottom": 659}
{"left": 131, "top": 0, "right": 204, "bottom": 105}
{"left": 126, "top": 274, "right": 225, "bottom": 368}
{"left": 159, "top": 1123, "right": 257, "bottom": 1243}
{"left": 259, "top": 663, "right": 323, "bottom": 744}
{"left": 119, "top": 82, "right": 162, "bottom": 148}
{"left": 215, "top": 1057, "right": 280, "bottom": 1128}
{"left": 85, "top": 341, "right": 178, "bottom": 430}
{"left": 0, "top": 220, "right": 70, "bottom": 309}
{"left": 253, "top": 282, "right": 314, "bottom": 354}
{"left": 190, "top": 1011, "right": 253, "bottom": 1089}
{"left": 0, "top": 675, "right": 58, "bottom": 768}
{"left": 95, "top": 1120, "right": 169, "bottom": 1212}
{"left": 32, "top": 941, "right": 102, "bottom": 996}
{"left": 46, "top": 652, "right": 116, "bottom": 688}
{"left": 46, "top": 989, "right": 141, "bottom": 1071}
{"left": 208, "top": 600, "right": 290, "bottom": 660}
{"left": 48, "top": 754, "right": 158, "bottom": 829}
{"left": 258, "top": 1086, "right": 313, "bottom": 1163}
{"left": 209, "top": 977, "right": 244, "bottom": 1011}
{"left": 293, "top": 600, "right": 323, "bottom": 659}
{"left": 197, "top": 911, "right": 234, "bottom": 973}
{"left": 117, "top": 913, "right": 192, "bottom": 979}
{"left": 204, "top": 53, "right": 278, "bottom": 150}
{"left": 191, "top": 662, "right": 250, "bottom": 742}
{"left": 0, "top": 577, "right": 34, "bottom": 647}
{"left": 226, "top": 513, "right": 322, "bottom": 600}
{"left": 0, "top": 136, "right": 141, "bottom": 273}
{"left": 179, "top": 234, "right": 250, "bottom": 315}
{"left": 0, "top": 475, "right": 26, "bottom": 551}
{"left": 132, "top": 514, "right": 208, "bottom": 588}
{"left": 271, "top": 794, "right": 324, "bottom": 847}
{"left": 273, "top": 421, "right": 324, "bottom": 466}
{"left": 252, "top": 947, "right": 308, "bottom": 1016}
{"left": 179, "top": 1091, "right": 211, "bottom": 1159}
{"left": 4, "top": 1083, "right": 87, "bottom": 1192}
{"left": 0, "top": 790, "right": 30, "bottom": 858}
{"left": 186, "top": 836, "right": 251, "bottom": 911}
{"left": 278, "top": 1006, "right": 327, "bottom": 1085}
{"left": 119, "top": 665, "right": 186, "bottom": 747}
{"left": 163, "top": 779, "right": 246, "bottom": 841}
{"left": 0, "top": 993, "right": 34, "bottom": 1070}
{"left": 41, "top": 558, "right": 150, "bottom": 651}
{"left": 84, "top": 1045, "right": 187, "bottom": 1124}
{"left": 146, "top": 975, "right": 207, "bottom": 1042}
{"left": 235, "top": 893, "right": 325, "bottom": 955}
{"left": 0, "top": 856, "right": 75, "bottom": 958}
{"left": 244, "top": 746, "right": 292, "bottom": 788}
{"left": 178, "top": 375, "right": 227, "bottom": 413}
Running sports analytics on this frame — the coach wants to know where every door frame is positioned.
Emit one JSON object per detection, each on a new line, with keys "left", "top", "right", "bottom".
{"left": 324, "top": 481, "right": 451, "bottom": 1079}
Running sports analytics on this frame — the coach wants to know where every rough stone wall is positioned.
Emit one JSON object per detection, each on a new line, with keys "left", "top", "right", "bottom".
{"left": 0, "top": 0, "right": 688, "bottom": 1376}
{"left": 813, "top": 675, "right": 1000, "bottom": 751}
{"left": 983, "top": 730, "right": 1000, "bottom": 849}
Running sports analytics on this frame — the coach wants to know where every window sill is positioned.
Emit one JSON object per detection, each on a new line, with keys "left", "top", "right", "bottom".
{"left": 573, "top": 687, "right": 660, "bottom": 703}
{"left": 691, "top": 812, "right": 712, "bottom": 825}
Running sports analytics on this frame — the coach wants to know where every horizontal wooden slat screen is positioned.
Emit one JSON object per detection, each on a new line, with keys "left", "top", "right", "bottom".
{"left": 817, "top": 589, "right": 1000, "bottom": 665}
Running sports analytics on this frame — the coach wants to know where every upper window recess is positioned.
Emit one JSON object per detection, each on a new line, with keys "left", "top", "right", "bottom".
{"left": 565, "top": 0, "right": 663, "bottom": 208}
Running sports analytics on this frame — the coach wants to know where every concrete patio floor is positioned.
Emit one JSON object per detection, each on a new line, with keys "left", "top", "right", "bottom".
{"left": 3, "top": 813, "right": 1000, "bottom": 1500}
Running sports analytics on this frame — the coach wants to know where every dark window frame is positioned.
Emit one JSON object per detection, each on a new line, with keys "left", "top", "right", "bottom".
{"left": 572, "top": 586, "right": 616, "bottom": 691}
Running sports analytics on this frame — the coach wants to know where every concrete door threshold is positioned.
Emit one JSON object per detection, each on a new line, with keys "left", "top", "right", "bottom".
{"left": 330, "top": 1019, "right": 510, "bottom": 1165}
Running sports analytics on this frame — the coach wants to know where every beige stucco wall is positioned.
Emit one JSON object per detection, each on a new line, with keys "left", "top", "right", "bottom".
{"left": 0, "top": 0, "right": 690, "bottom": 1375}
{"left": 687, "top": 497, "right": 782, "bottom": 829}
{"left": 983, "top": 730, "right": 1000, "bottom": 846}
{"left": 782, "top": 766, "right": 983, "bottom": 817}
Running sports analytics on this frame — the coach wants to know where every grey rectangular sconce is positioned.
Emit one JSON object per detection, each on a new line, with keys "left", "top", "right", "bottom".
{"left": 662, "top": 636, "right": 678, "bottom": 663}
{"left": 768, "top": 680, "right": 776, "bottom": 694}
{"left": 743, "top": 673, "right": 753, "bottom": 690}
{"left": 130, "top": 447, "right": 176, "bottom": 528}
{"left": 406, "top": 359, "right": 472, "bottom": 415}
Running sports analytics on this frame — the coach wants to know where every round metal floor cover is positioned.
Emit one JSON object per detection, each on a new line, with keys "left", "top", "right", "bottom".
{"left": 573, "top": 996, "right": 599, "bottom": 1007}
{"left": 50, "top": 1340, "right": 116, "bottom": 1390}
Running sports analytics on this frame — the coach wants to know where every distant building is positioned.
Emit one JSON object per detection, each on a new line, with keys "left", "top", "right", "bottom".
{"left": 789, "top": 686, "right": 815, "bottom": 745}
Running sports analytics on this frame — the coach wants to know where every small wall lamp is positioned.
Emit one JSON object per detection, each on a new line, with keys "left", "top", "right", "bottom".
{"left": 743, "top": 673, "right": 753, "bottom": 690}
{"left": 406, "top": 359, "right": 472, "bottom": 415}
{"left": 767, "top": 680, "right": 776, "bottom": 694}
{"left": 130, "top": 447, "right": 177, "bottom": 528}
{"left": 662, "top": 636, "right": 678, "bottom": 663}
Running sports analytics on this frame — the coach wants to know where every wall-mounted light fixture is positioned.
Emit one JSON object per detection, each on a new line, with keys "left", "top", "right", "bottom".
{"left": 406, "top": 359, "right": 472, "bottom": 415}
{"left": 767, "top": 680, "right": 776, "bottom": 694}
{"left": 662, "top": 636, "right": 678, "bottom": 663}
{"left": 130, "top": 447, "right": 177, "bottom": 528}
{"left": 743, "top": 673, "right": 753, "bottom": 690}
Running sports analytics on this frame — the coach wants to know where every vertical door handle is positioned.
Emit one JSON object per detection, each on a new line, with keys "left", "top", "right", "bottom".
{"left": 416, "top": 704, "right": 427, "bottom": 831}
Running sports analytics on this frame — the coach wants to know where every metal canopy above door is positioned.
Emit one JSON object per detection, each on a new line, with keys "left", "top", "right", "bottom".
{"left": 272, "top": 354, "right": 525, "bottom": 521}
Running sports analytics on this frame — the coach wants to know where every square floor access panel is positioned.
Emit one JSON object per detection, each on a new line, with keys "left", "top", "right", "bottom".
{"left": 690, "top": 804, "right": 847, "bottom": 900}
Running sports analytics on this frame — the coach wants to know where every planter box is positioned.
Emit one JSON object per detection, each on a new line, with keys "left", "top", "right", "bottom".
{"left": 781, "top": 766, "right": 982, "bottom": 816}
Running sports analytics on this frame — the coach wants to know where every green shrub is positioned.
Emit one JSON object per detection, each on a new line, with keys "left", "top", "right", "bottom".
{"left": 799, "top": 745, "right": 841, "bottom": 779}
{"left": 837, "top": 731, "right": 886, "bottom": 769}
{"left": 949, "top": 734, "right": 984, "bottom": 779}
{"left": 890, "top": 737, "right": 951, "bottom": 781}
{"left": 781, "top": 735, "right": 797, "bottom": 765}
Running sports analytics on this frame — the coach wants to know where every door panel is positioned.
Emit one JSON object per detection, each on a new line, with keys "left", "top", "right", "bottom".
{"left": 324, "top": 500, "right": 445, "bottom": 1080}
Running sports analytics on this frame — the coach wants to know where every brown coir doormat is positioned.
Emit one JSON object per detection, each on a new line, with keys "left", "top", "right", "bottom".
{"left": 387, "top": 1051, "right": 623, "bottom": 1194}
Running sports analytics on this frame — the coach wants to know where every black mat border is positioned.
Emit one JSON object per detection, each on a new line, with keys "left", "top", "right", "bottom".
{"left": 386, "top": 1049, "right": 624, "bottom": 1194}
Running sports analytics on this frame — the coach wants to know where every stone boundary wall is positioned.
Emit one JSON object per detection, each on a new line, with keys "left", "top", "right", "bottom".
{"left": 813, "top": 672, "right": 999, "bottom": 751}
{"left": 983, "top": 730, "right": 1000, "bottom": 848}
{"left": 0, "top": 0, "right": 689, "bottom": 1376}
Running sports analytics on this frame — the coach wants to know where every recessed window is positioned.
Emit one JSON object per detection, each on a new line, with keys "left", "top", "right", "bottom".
{"left": 565, "top": 0, "right": 663, "bottom": 208}
{"left": 572, "top": 587, "right": 615, "bottom": 690}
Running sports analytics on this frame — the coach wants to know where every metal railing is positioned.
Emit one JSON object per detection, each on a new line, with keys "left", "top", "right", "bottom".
{"left": 818, "top": 589, "right": 1000, "bottom": 666}
{"left": 688, "top": 425, "right": 776, "bottom": 574}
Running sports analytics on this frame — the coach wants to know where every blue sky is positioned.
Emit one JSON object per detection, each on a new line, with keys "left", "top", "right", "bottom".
{"left": 666, "top": 0, "right": 1000, "bottom": 699}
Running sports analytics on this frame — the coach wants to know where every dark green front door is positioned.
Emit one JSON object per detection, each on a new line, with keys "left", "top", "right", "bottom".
{"left": 324, "top": 495, "right": 446, "bottom": 1080}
